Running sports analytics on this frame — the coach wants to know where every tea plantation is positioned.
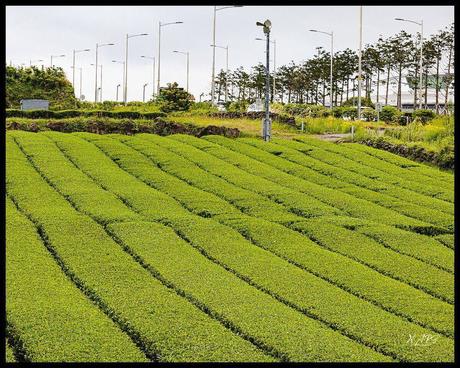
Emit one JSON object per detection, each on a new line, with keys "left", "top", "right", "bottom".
{"left": 6, "top": 130, "right": 454, "bottom": 362}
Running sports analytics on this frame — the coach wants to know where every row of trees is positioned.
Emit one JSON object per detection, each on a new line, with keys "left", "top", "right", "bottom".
{"left": 212, "top": 23, "right": 454, "bottom": 113}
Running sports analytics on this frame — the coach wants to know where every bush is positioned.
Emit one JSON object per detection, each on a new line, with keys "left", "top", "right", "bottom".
{"left": 156, "top": 82, "right": 194, "bottom": 113}
{"left": 5, "top": 109, "right": 166, "bottom": 120}
{"left": 379, "top": 106, "right": 401, "bottom": 123}
{"left": 362, "top": 109, "right": 377, "bottom": 122}
{"left": 227, "top": 100, "right": 249, "bottom": 113}
{"left": 412, "top": 109, "right": 436, "bottom": 124}
{"left": 342, "top": 97, "right": 375, "bottom": 108}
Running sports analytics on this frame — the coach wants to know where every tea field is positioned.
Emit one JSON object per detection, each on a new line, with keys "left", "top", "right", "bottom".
{"left": 6, "top": 130, "right": 454, "bottom": 362}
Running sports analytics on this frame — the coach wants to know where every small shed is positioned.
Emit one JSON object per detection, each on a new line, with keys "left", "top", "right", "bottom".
{"left": 20, "top": 99, "right": 49, "bottom": 111}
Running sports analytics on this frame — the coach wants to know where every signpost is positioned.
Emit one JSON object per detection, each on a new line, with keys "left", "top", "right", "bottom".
{"left": 375, "top": 102, "right": 382, "bottom": 121}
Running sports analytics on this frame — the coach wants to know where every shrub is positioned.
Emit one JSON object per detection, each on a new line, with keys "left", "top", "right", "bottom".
{"left": 362, "top": 109, "right": 377, "bottom": 122}
{"left": 379, "top": 106, "right": 401, "bottom": 123}
{"left": 412, "top": 109, "right": 436, "bottom": 123}
{"left": 156, "top": 82, "right": 194, "bottom": 113}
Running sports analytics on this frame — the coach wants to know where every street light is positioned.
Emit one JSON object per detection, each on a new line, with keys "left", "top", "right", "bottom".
{"left": 211, "top": 6, "right": 242, "bottom": 104}
{"left": 143, "top": 83, "right": 148, "bottom": 102}
{"left": 256, "top": 19, "right": 272, "bottom": 142}
{"left": 50, "top": 54, "right": 65, "bottom": 67}
{"left": 94, "top": 42, "right": 115, "bottom": 103}
{"left": 112, "top": 60, "right": 126, "bottom": 102}
{"left": 72, "top": 48, "right": 90, "bottom": 97}
{"left": 157, "top": 21, "right": 183, "bottom": 95}
{"left": 91, "top": 64, "right": 103, "bottom": 102}
{"left": 71, "top": 66, "right": 84, "bottom": 101}
{"left": 140, "top": 56, "right": 156, "bottom": 99}
{"left": 211, "top": 44, "right": 229, "bottom": 102}
{"left": 30, "top": 59, "right": 43, "bottom": 66}
{"left": 116, "top": 84, "right": 121, "bottom": 101}
{"left": 124, "top": 33, "right": 149, "bottom": 104}
{"left": 256, "top": 37, "right": 276, "bottom": 102}
{"left": 310, "top": 29, "right": 333, "bottom": 109}
{"left": 173, "top": 50, "right": 190, "bottom": 92}
{"left": 395, "top": 17, "right": 423, "bottom": 110}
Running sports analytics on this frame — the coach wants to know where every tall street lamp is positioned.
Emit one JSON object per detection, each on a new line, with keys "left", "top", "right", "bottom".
{"left": 50, "top": 54, "right": 65, "bottom": 67}
{"left": 91, "top": 64, "right": 103, "bottom": 102}
{"left": 210, "top": 44, "right": 228, "bottom": 102}
{"left": 157, "top": 21, "right": 183, "bottom": 95}
{"left": 395, "top": 17, "right": 423, "bottom": 110}
{"left": 72, "top": 48, "right": 90, "bottom": 95}
{"left": 310, "top": 29, "right": 333, "bottom": 109}
{"left": 71, "top": 66, "right": 84, "bottom": 100}
{"left": 124, "top": 32, "right": 149, "bottom": 104}
{"left": 116, "top": 84, "right": 121, "bottom": 101}
{"left": 140, "top": 55, "right": 156, "bottom": 99}
{"left": 94, "top": 42, "right": 115, "bottom": 103}
{"left": 256, "top": 19, "right": 272, "bottom": 142}
{"left": 173, "top": 50, "right": 190, "bottom": 92}
{"left": 30, "top": 59, "right": 43, "bottom": 66}
{"left": 211, "top": 6, "right": 242, "bottom": 104}
{"left": 358, "top": 6, "right": 363, "bottom": 119}
{"left": 256, "top": 37, "right": 276, "bottom": 102}
{"left": 143, "top": 83, "right": 148, "bottom": 102}
{"left": 112, "top": 60, "right": 126, "bottom": 102}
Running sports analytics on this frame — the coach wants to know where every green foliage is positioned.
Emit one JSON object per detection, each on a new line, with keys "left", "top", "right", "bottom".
{"left": 227, "top": 100, "right": 249, "bottom": 112}
{"left": 379, "top": 106, "right": 402, "bottom": 123}
{"left": 156, "top": 82, "right": 194, "bottom": 113}
{"left": 412, "top": 109, "right": 436, "bottom": 123}
{"left": 6, "top": 129, "right": 454, "bottom": 362}
{"left": 362, "top": 108, "right": 377, "bottom": 122}
{"left": 6, "top": 198, "right": 146, "bottom": 362}
{"left": 5, "top": 109, "right": 166, "bottom": 120}
{"left": 342, "top": 97, "right": 375, "bottom": 108}
{"left": 6, "top": 66, "right": 77, "bottom": 109}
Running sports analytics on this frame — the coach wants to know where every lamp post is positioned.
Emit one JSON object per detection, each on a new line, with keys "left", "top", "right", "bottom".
{"left": 211, "top": 6, "right": 242, "bottom": 104}
{"left": 124, "top": 33, "right": 149, "bottom": 104}
{"left": 50, "top": 54, "right": 65, "bottom": 67}
{"left": 91, "top": 64, "right": 103, "bottom": 102}
{"left": 395, "top": 17, "right": 423, "bottom": 110}
{"left": 157, "top": 21, "right": 183, "bottom": 96}
{"left": 310, "top": 29, "right": 333, "bottom": 109}
{"left": 143, "top": 83, "right": 148, "bottom": 102}
{"left": 256, "top": 19, "right": 272, "bottom": 142}
{"left": 94, "top": 42, "right": 115, "bottom": 103}
{"left": 112, "top": 60, "right": 126, "bottom": 102}
{"left": 30, "top": 59, "right": 43, "bottom": 66}
{"left": 211, "top": 44, "right": 229, "bottom": 102}
{"left": 72, "top": 48, "right": 90, "bottom": 96}
{"left": 256, "top": 38, "right": 276, "bottom": 102}
{"left": 116, "top": 84, "right": 121, "bottom": 101}
{"left": 358, "top": 6, "right": 363, "bottom": 120}
{"left": 173, "top": 50, "right": 190, "bottom": 92}
{"left": 79, "top": 67, "right": 83, "bottom": 100}
{"left": 140, "top": 55, "right": 155, "bottom": 99}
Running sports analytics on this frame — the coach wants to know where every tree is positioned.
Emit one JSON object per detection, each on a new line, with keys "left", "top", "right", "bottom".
{"left": 6, "top": 65, "right": 77, "bottom": 109}
{"left": 156, "top": 82, "right": 194, "bottom": 112}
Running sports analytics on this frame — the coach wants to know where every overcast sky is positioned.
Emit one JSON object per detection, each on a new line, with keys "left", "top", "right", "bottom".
{"left": 6, "top": 5, "right": 454, "bottom": 102}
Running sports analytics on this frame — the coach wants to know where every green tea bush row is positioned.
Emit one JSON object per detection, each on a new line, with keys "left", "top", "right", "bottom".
{"left": 246, "top": 137, "right": 453, "bottom": 216}
{"left": 124, "top": 134, "right": 453, "bottom": 302}
{"left": 45, "top": 131, "right": 454, "bottom": 340}
{"left": 7, "top": 134, "right": 268, "bottom": 362}
{"left": 5, "top": 109, "right": 166, "bottom": 119}
{"left": 34, "top": 132, "right": 392, "bottom": 359}
{"left": 6, "top": 340, "right": 15, "bottom": 362}
{"left": 282, "top": 138, "right": 454, "bottom": 204}
{"left": 197, "top": 135, "right": 451, "bottom": 230}
{"left": 289, "top": 219, "right": 453, "bottom": 304}
{"left": 6, "top": 197, "right": 146, "bottom": 362}
{"left": 6, "top": 117, "right": 241, "bottom": 138}
{"left": 203, "top": 136, "right": 453, "bottom": 227}
{"left": 435, "top": 234, "right": 455, "bottom": 250}
{"left": 109, "top": 221, "right": 389, "bottom": 362}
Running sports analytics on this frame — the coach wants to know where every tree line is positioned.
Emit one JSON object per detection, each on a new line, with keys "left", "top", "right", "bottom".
{"left": 212, "top": 23, "right": 454, "bottom": 113}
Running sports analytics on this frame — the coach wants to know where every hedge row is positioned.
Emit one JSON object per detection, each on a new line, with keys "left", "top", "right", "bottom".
{"left": 32, "top": 132, "right": 393, "bottom": 361}
{"left": 6, "top": 117, "right": 241, "bottom": 138}
{"left": 247, "top": 137, "right": 453, "bottom": 218}
{"left": 8, "top": 132, "right": 269, "bottom": 362}
{"left": 358, "top": 137, "right": 454, "bottom": 171}
{"left": 200, "top": 135, "right": 452, "bottom": 231}
{"left": 297, "top": 137, "right": 454, "bottom": 197}
{"left": 279, "top": 138, "right": 454, "bottom": 204}
{"left": 5, "top": 109, "right": 166, "bottom": 119}
{"left": 45, "top": 131, "right": 455, "bottom": 342}
{"left": 208, "top": 111, "right": 296, "bottom": 126}
{"left": 123, "top": 134, "right": 453, "bottom": 303}
{"left": 6, "top": 197, "right": 147, "bottom": 362}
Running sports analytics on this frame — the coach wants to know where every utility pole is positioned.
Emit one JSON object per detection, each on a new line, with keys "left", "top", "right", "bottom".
{"left": 257, "top": 19, "right": 272, "bottom": 142}
{"left": 358, "top": 6, "right": 363, "bottom": 120}
{"left": 309, "top": 29, "right": 333, "bottom": 109}
{"left": 157, "top": 21, "right": 183, "bottom": 95}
